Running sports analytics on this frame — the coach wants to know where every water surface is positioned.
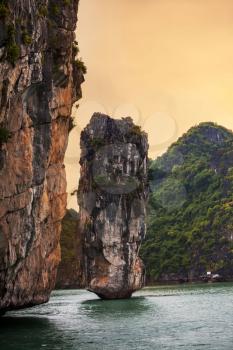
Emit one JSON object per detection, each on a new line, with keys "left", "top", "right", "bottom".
{"left": 1, "top": 283, "right": 233, "bottom": 349}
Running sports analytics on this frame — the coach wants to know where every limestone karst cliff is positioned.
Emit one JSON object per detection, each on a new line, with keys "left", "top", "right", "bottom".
{"left": 0, "top": 0, "right": 84, "bottom": 313}
{"left": 78, "top": 113, "right": 149, "bottom": 299}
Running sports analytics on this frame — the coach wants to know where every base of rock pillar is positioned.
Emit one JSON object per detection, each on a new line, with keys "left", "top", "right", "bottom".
{"left": 89, "top": 289, "right": 134, "bottom": 300}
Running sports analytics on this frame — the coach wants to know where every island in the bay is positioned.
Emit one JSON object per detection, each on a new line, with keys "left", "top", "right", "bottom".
{"left": 77, "top": 113, "right": 148, "bottom": 299}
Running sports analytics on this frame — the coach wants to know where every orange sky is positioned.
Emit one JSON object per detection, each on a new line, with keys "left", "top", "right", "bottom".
{"left": 66, "top": 0, "right": 233, "bottom": 209}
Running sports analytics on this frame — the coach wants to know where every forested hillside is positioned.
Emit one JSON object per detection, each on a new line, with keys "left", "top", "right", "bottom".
{"left": 56, "top": 210, "right": 84, "bottom": 289}
{"left": 141, "top": 122, "right": 233, "bottom": 283}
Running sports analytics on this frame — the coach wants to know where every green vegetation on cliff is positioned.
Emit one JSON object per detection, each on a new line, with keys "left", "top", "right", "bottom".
{"left": 0, "top": 127, "right": 11, "bottom": 145}
{"left": 141, "top": 122, "right": 233, "bottom": 282}
{"left": 56, "top": 209, "right": 84, "bottom": 289}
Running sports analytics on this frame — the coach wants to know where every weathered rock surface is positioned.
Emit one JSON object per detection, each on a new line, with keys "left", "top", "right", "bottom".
{"left": 78, "top": 113, "right": 149, "bottom": 299}
{"left": 0, "top": 0, "right": 84, "bottom": 313}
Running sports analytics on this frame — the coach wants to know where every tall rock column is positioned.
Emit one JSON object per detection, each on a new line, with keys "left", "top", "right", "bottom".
{"left": 78, "top": 113, "right": 149, "bottom": 299}
{"left": 0, "top": 0, "right": 84, "bottom": 313}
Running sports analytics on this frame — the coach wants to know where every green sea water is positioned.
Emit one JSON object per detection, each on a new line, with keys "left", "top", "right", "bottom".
{"left": 1, "top": 283, "right": 233, "bottom": 350}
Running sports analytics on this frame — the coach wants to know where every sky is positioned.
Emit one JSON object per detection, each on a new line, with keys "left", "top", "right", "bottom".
{"left": 65, "top": 0, "right": 233, "bottom": 209}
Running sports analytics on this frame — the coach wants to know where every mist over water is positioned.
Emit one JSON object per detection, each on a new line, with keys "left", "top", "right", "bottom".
{"left": 1, "top": 283, "right": 233, "bottom": 350}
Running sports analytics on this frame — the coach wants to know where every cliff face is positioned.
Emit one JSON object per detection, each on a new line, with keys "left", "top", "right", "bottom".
{"left": 0, "top": 0, "right": 84, "bottom": 312}
{"left": 78, "top": 113, "right": 149, "bottom": 299}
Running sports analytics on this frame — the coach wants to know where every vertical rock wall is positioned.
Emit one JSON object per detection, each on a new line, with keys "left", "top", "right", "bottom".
{"left": 0, "top": 0, "right": 84, "bottom": 312}
{"left": 78, "top": 113, "right": 149, "bottom": 299}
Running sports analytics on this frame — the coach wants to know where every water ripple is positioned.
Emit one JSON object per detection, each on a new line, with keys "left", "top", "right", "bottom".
{"left": 1, "top": 283, "right": 233, "bottom": 350}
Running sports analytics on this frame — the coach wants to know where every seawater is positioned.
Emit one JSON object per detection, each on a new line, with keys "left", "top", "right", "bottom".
{"left": 1, "top": 283, "right": 233, "bottom": 350}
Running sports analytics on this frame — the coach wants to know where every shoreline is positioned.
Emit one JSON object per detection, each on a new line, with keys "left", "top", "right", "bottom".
{"left": 54, "top": 279, "right": 233, "bottom": 291}
{"left": 145, "top": 279, "right": 233, "bottom": 286}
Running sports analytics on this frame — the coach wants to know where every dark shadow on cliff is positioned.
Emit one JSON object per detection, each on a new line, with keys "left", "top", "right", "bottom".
{"left": 81, "top": 296, "right": 150, "bottom": 319}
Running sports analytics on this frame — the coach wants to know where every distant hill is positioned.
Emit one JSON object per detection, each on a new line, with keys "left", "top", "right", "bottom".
{"left": 56, "top": 209, "right": 84, "bottom": 289}
{"left": 141, "top": 122, "right": 233, "bottom": 283}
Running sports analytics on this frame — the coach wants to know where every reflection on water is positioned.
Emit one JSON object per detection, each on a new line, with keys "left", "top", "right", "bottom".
{"left": 0, "top": 316, "right": 66, "bottom": 350}
{"left": 0, "top": 316, "right": 50, "bottom": 329}
{"left": 81, "top": 297, "right": 149, "bottom": 319}
{"left": 1, "top": 283, "right": 233, "bottom": 350}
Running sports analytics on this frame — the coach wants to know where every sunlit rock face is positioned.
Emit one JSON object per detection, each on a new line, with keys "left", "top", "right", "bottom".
{"left": 0, "top": 0, "right": 84, "bottom": 313}
{"left": 78, "top": 113, "right": 149, "bottom": 299}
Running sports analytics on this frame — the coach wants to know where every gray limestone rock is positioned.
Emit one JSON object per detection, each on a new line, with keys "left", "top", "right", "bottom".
{"left": 78, "top": 113, "right": 149, "bottom": 299}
